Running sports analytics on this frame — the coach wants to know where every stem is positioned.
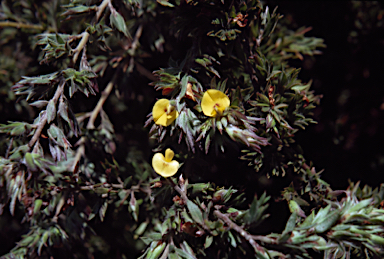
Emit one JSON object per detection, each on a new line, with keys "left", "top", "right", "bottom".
{"left": 170, "top": 178, "right": 213, "bottom": 234}
{"left": 72, "top": 32, "right": 90, "bottom": 64}
{"left": 72, "top": 0, "right": 111, "bottom": 64}
{"left": 96, "top": 0, "right": 110, "bottom": 21}
{"left": 28, "top": 80, "right": 65, "bottom": 150}
{"left": 135, "top": 61, "right": 157, "bottom": 81}
{"left": 171, "top": 177, "right": 272, "bottom": 255}
{"left": 5, "top": 137, "right": 14, "bottom": 159}
{"left": 86, "top": 73, "right": 117, "bottom": 129}
{"left": 0, "top": 21, "right": 44, "bottom": 30}
{"left": 251, "top": 234, "right": 277, "bottom": 244}
{"left": 213, "top": 210, "right": 266, "bottom": 255}
{"left": 71, "top": 137, "right": 85, "bottom": 174}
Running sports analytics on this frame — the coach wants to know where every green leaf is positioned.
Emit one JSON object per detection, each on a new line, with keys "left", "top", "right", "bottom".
{"left": 279, "top": 212, "right": 297, "bottom": 243}
{"left": 314, "top": 209, "right": 340, "bottom": 233}
{"left": 228, "top": 231, "right": 237, "bottom": 247}
{"left": 46, "top": 99, "right": 56, "bottom": 123}
{"left": 174, "top": 247, "right": 196, "bottom": 259}
{"left": 204, "top": 236, "right": 213, "bottom": 248}
{"left": 186, "top": 200, "right": 204, "bottom": 225}
{"left": 25, "top": 152, "right": 37, "bottom": 171}
{"left": 148, "top": 242, "right": 166, "bottom": 259}
{"left": 61, "top": 5, "right": 97, "bottom": 16}
{"left": 346, "top": 198, "right": 372, "bottom": 214}
{"left": 157, "top": 0, "right": 175, "bottom": 8}
{"left": 110, "top": 11, "right": 131, "bottom": 38}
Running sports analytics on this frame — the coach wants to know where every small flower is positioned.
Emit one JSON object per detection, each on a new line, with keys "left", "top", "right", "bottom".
{"left": 152, "top": 99, "right": 179, "bottom": 126}
{"left": 201, "top": 89, "right": 230, "bottom": 117}
{"left": 152, "top": 148, "right": 180, "bottom": 177}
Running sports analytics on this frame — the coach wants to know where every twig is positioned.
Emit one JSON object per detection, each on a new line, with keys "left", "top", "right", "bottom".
{"left": 80, "top": 182, "right": 124, "bottom": 190}
{"left": 213, "top": 210, "right": 267, "bottom": 255}
{"left": 86, "top": 8, "right": 146, "bottom": 129}
{"left": 135, "top": 61, "right": 157, "bottom": 81}
{"left": 71, "top": 0, "right": 111, "bottom": 64}
{"left": 72, "top": 32, "right": 90, "bottom": 64}
{"left": 32, "top": 139, "right": 40, "bottom": 154}
{"left": 75, "top": 112, "right": 92, "bottom": 123}
{"left": 28, "top": 80, "right": 65, "bottom": 150}
{"left": 86, "top": 74, "right": 117, "bottom": 129}
{"left": 169, "top": 178, "right": 213, "bottom": 234}
{"left": 5, "top": 137, "right": 14, "bottom": 159}
{"left": 250, "top": 234, "right": 277, "bottom": 244}
{"left": 0, "top": 21, "right": 44, "bottom": 30}
{"left": 71, "top": 137, "right": 85, "bottom": 174}
{"left": 96, "top": 0, "right": 110, "bottom": 21}
{"left": 131, "top": 24, "right": 143, "bottom": 50}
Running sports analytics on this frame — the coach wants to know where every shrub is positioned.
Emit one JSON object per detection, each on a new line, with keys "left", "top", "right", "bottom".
{"left": 1, "top": 0, "right": 384, "bottom": 258}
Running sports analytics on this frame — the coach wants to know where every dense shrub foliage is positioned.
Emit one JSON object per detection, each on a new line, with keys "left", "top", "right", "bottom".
{"left": 1, "top": 1, "right": 384, "bottom": 258}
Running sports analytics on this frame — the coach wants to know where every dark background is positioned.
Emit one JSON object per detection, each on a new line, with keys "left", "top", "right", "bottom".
{"left": 269, "top": 1, "right": 384, "bottom": 190}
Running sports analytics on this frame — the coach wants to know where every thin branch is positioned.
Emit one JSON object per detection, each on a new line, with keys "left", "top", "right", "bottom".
{"left": 171, "top": 177, "right": 271, "bottom": 255}
{"left": 135, "top": 61, "right": 157, "bottom": 81}
{"left": 72, "top": 0, "right": 111, "bottom": 64}
{"left": 86, "top": 75, "right": 117, "bottom": 129}
{"left": 75, "top": 112, "right": 92, "bottom": 123}
{"left": 80, "top": 182, "right": 124, "bottom": 191}
{"left": 170, "top": 178, "right": 213, "bottom": 234}
{"left": 5, "top": 137, "right": 14, "bottom": 159}
{"left": 71, "top": 137, "right": 85, "bottom": 174}
{"left": 72, "top": 32, "right": 90, "bottom": 64}
{"left": 131, "top": 24, "right": 143, "bottom": 50}
{"left": 250, "top": 234, "right": 277, "bottom": 244}
{"left": 28, "top": 80, "right": 65, "bottom": 150}
{"left": 213, "top": 210, "right": 267, "bottom": 255}
{"left": 96, "top": 0, "right": 110, "bottom": 21}
{"left": 0, "top": 21, "right": 44, "bottom": 30}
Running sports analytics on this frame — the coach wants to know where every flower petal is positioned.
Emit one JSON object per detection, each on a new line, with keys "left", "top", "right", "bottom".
{"left": 201, "top": 91, "right": 216, "bottom": 117}
{"left": 164, "top": 148, "right": 174, "bottom": 162}
{"left": 166, "top": 110, "right": 179, "bottom": 126}
{"left": 153, "top": 99, "right": 169, "bottom": 122}
{"left": 152, "top": 99, "right": 179, "bottom": 126}
{"left": 152, "top": 153, "right": 179, "bottom": 177}
{"left": 201, "top": 89, "right": 230, "bottom": 117}
{"left": 155, "top": 113, "right": 169, "bottom": 126}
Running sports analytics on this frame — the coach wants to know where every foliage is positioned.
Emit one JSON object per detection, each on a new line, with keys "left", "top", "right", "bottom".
{"left": 0, "top": 0, "right": 383, "bottom": 259}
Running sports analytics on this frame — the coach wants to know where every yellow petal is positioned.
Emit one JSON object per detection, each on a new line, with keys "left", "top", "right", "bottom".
{"left": 164, "top": 148, "right": 174, "bottom": 162}
{"left": 201, "top": 89, "right": 230, "bottom": 117}
{"left": 153, "top": 99, "right": 169, "bottom": 122}
{"left": 166, "top": 109, "right": 179, "bottom": 126}
{"left": 154, "top": 113, "right": 165, "bottom": 126}
{"left": 152, "top": 153, "right": 179, "bottom": 177}
{"left": 152, "top": 99, "right": 179, "bottom": 126}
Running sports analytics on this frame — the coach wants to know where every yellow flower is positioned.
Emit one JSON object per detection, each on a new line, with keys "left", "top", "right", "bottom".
{"left": 152, "top": 99, "right": 179, "bottom": 126}
{"left": 201, "top": 89, "right": 230, "bottom": 117}
{"left": 152, "top": 148, "right": 179, "bottom": 177}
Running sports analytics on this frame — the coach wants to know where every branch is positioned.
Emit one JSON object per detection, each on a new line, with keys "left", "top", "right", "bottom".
{"left": 96, "top": 0, "right": 110, "bottom": 21}
{"left": 72, "top": 32, "right": 90, "bottom": 64}
{"left": 0, "top": 21, "right": 44, "bottom": 30}
{"left": 169, "top": 178, "right": 213, "bottom": 235}
{"left": 86, "top": 75, "right": 117, "bottom": 129}
{"left": 213, "top": 210, "right": 267, "bottom": 255}
{"left": 86, "top": 21, "right": 144, "bottom": 129}
{"left": 170, "top": 176, "right": 275, "bottom": 255}
{"left": 71, "top": 137, "right": 85, "bottom": 175}
{"left": 28, "top": 80, "right": 65, "bottom": 151}
{"left": 72, "top": 0, "right": 111, "bottom": 64}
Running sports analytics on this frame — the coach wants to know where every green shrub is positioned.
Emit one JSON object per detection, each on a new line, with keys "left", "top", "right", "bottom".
{"left": 0, "top": 1, "right": 384, "bottom": 258}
